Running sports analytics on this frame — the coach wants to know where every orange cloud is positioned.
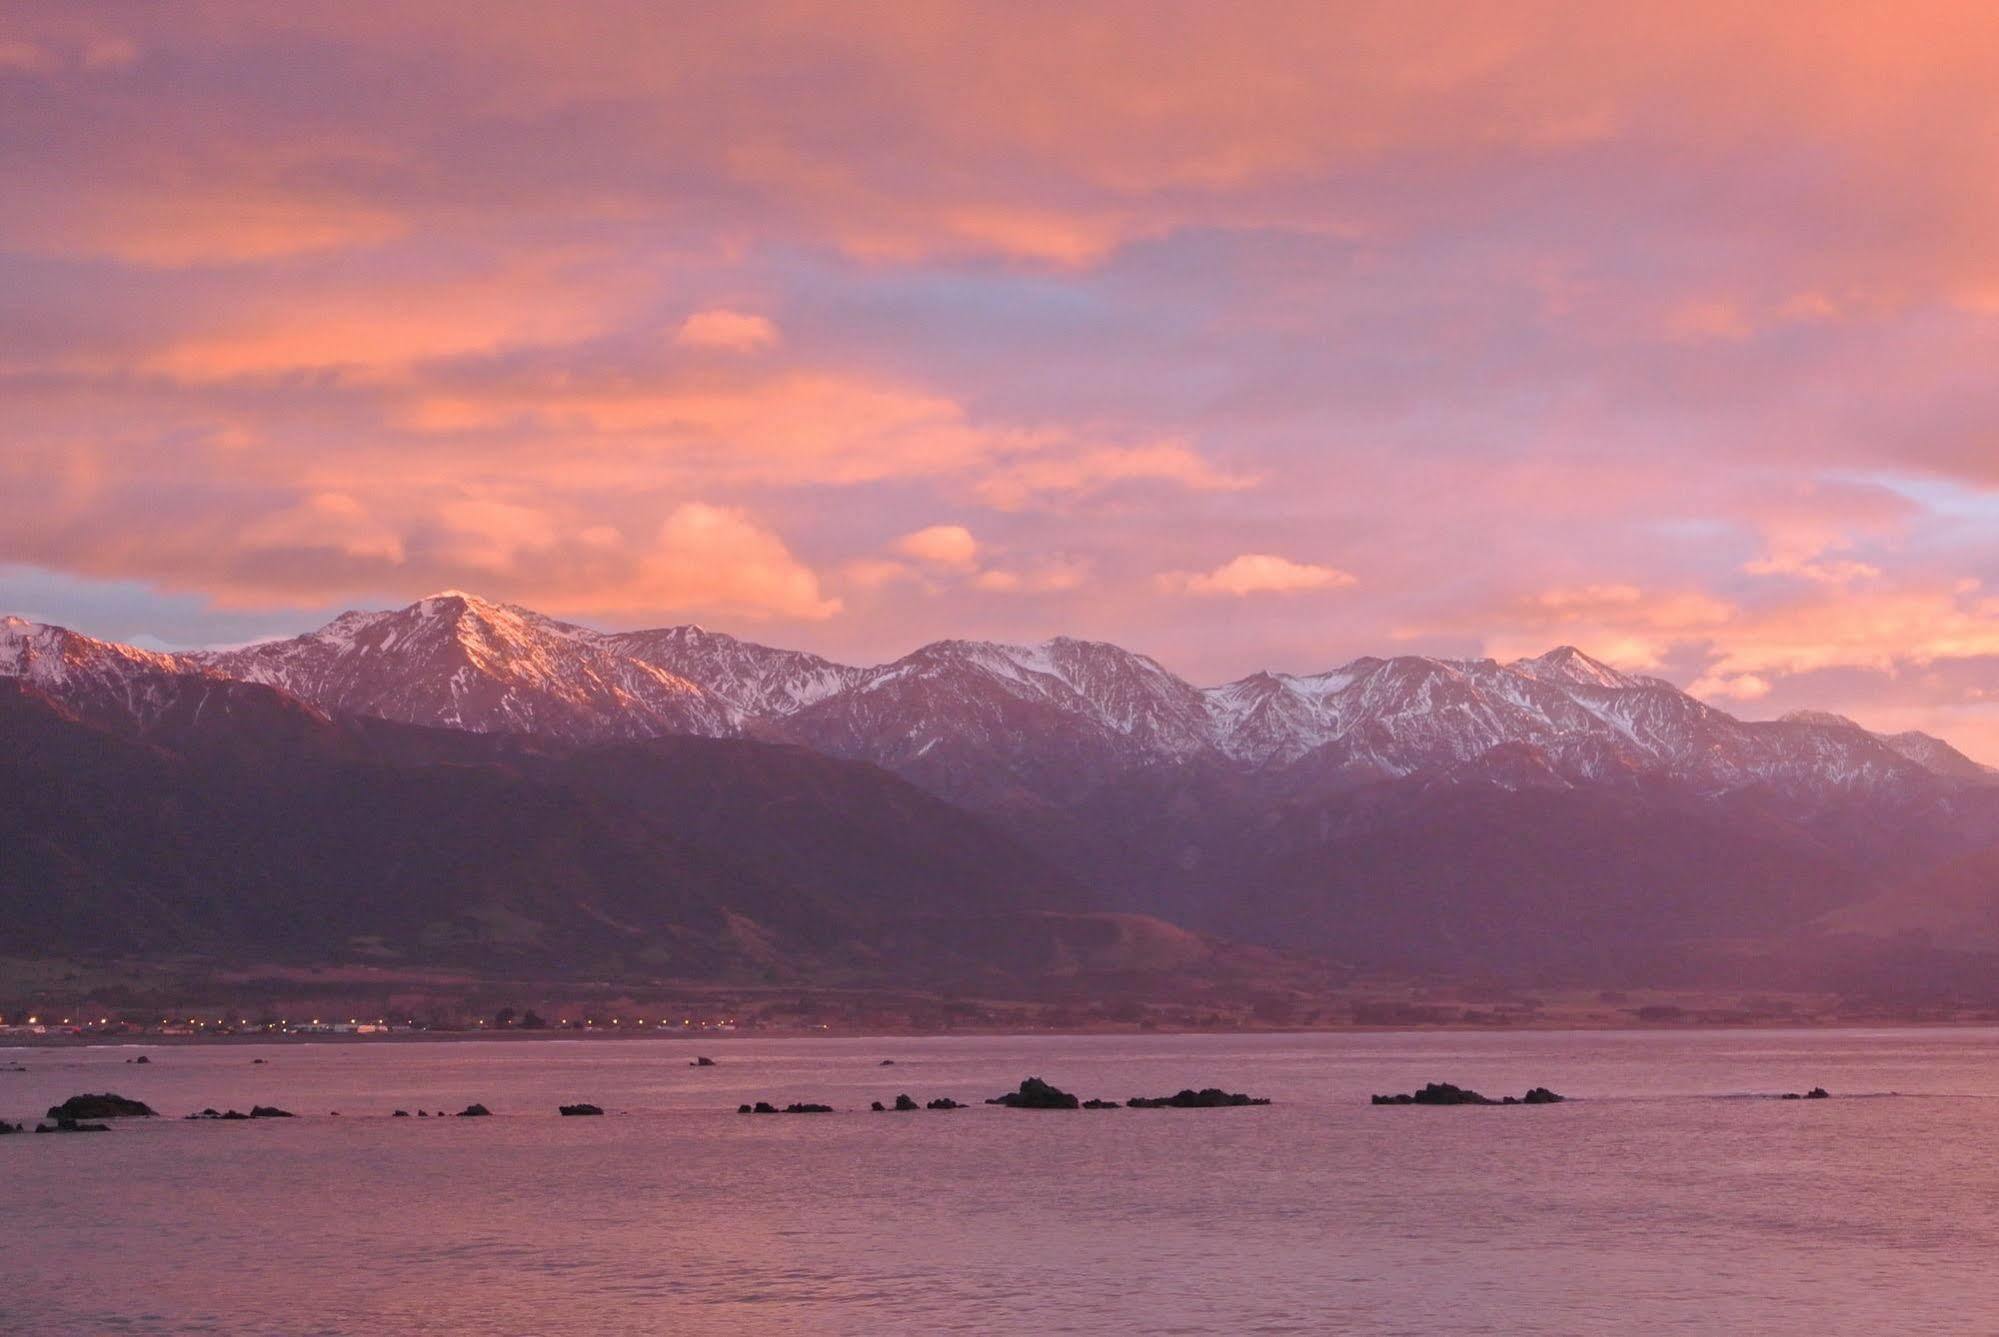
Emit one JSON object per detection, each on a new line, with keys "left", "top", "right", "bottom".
{"left": 1162, "top": 554, "right": 1357, "bottom": 597}
{"left": 893, "top": 524, "right": 979, "bottom": 569}
{"left": 674, "top": 309, "right": 780, "bottom": 352}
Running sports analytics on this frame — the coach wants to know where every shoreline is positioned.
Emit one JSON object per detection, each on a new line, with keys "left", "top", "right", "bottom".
{"left": 10, "top": 1016, "right": 1999, "bottom": 1050}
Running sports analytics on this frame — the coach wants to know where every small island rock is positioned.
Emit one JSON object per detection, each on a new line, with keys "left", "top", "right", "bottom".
{"left": 48, "top": 1093, "right": 156, "bottom": 1120}
{"left": 986, "top": 1077, "right": 1081, "bottom": 1110}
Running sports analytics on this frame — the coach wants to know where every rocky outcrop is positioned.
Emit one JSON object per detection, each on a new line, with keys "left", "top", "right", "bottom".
{"left": 1127, "top": 1088, "right": 1271, "bottom": 1108}
{"left": 740, "top": 1101, "right": 835, "bottom": 1114}
{"left": 47, "top": 1093, "right": 155, "bottom": 1120}
{"left": 457, "top": 1103, "right": 492, "bottom": 1117}
{"left": 1372, "top": 1082, "right": 1565, "bottom": 1106}
{"left": 926, "top": 1097, "right": 965, "bottom": 1110}
{"left": 36, "top": 1117, "right": 110, "bottom": 1133}
{"left": 986, "top": 1077, "right": 1081, "bottom": 1109}
{"left": 691, "top": 1056, "right": 717, "bottom": 1067}
{"left": 1781, "top": 1087, "right": 1830, "bottom": 1100}
{"left": 188, "top": 1105, "right": 297, "bottom": 1121}
{"left": 1081, "top": 1098, "right": 1122, "bottom": 1110}
{"left": 559, "top": 1104, "right": 604, "bottom": 1116}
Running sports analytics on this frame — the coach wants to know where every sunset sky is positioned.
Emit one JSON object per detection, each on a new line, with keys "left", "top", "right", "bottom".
{"left": 7, "top": 3, "right": 1999, "bottom": 753}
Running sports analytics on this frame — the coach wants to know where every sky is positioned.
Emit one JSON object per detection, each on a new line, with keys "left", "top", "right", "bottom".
{"left": 6, "top": 3, "right": 1999, "bottom": 755}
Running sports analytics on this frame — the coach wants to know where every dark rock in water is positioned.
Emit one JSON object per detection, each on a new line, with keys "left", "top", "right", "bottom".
{"left": 37, "top": 1117, "right": 110, "bottom": 1133}
{"left": 187, "top": 1108, "right": 249, "bottom": 1120}
{"left": 129, "top": 1055, "right": 150, "bottom": 1065}
{"left": 893, "top": 1094, "right": 919, "bottom": 1112}
{"left": 1807, "top": 1087, "right": 1830, "bottom": 1099}
{"left": 744, "top": 1101, "right": 779, "bottom": 1114}
{"left": 987, "top": 1077, "right": 1080, "bottom": 1110}
{"left": 393, "top": 1110, "right": 410, "bottom": 1118}
{"left": 250, "top": 1105, "right": 294, "bottom": 1118}
{"left": 0, "top": 1119, "right": 23, "bottom": 1134}
{"left": 1372, "top": 1082, "right": 1563, "bottom": 1106}
{"left": 926, "top": 1098, "right": 965, "bottom": 1110}
{"left": 748, "top": 1100, "right": 833, "bottom": 1113}
{"left": 559, "top": 1104, "right": 604, "bottom": 1117}
{"left": 48, "top": 1093, "right": 155, "bottom": 1120}
{"left": 417, "top": 1110, "right": 430, "bottom": 1118}
{"left": 784, "top": 1103, "right": 834, "bottom": 1114}
{"left": 691, "top": 1056, "right": 717, "bottom": 1067}
{"left": 253, "top": 1059, "right": 267, "bottom": 1065}
{"left": 1128, "top": 1088, "right": 1271, "bottom": 1109}
{"left": 457, "top": 1104, "right": 492, "bottom": 1118}
{"left": 1081, "top": 1098, "right": 1122, "bottom": 1110}
{"left": 879, "top": 1059, "right": 896, "bottom": 1066}
{"left": 870, "top": 1101, "right": 886, "bottom": 1112}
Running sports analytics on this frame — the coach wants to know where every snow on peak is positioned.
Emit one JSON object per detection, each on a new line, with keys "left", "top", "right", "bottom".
{"left": 1508, "top": 645, "right": 1637, "bottom": 690}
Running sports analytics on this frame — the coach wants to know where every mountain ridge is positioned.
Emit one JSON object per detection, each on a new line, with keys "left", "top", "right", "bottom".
{"left": 7, "top": 592, "right": 1980, "bottom": 810}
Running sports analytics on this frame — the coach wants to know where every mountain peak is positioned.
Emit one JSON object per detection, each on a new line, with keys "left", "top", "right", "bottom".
{"left": 1780, "top": 708, "right": 1864, "bottom": 731}
{"left": 1509, "top": 645, "right": 1636, "bottom": 689}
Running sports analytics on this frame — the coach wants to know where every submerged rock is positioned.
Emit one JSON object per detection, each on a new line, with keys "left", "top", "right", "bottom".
{"left": 1372, "top": 1082, "right": 1565, "bottom": 1106}
{"left": 559, "top": 1104, "right": 604, "bottom": 1117}
{"left": 1128, "top": 1088, "right": 1271, "bottom": 1109}
{"left": 37, "top": 1117, "right": 110, "bottom": 1133}
{"left": 987, "top": 1077, "right": 1081, "bottom": 1110}
{"left": 48, "top": 1093, "right": 155, "bottom": 1120}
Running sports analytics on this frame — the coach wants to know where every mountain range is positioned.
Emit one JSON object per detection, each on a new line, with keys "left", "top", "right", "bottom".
{"left": 7, "top": 591, "right": 1999, "bottom": 994}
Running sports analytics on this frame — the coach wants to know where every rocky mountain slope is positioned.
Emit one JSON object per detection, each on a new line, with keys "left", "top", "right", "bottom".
{"left": 10, "top": 592, "right": 1999, "bottom": 987}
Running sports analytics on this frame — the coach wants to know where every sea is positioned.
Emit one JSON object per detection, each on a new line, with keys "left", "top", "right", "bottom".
{"left": 4, "top": 1028, "right": 1997, "bottom": 1335}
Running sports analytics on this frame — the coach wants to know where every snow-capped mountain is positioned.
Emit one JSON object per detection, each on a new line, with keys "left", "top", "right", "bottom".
{"left": 2, "top": 592, "right": 1986, "bottom": 805}
{"left": 606, "top": 624, "right": 865, "bottom": 718}
{"left": 188, "top": 591, "right": 737, "bottom": 742}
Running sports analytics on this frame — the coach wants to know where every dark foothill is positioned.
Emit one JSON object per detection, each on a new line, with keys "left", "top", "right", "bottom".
{"left": 1127, "top": 1088, "right": 1271, "bottom": 1109}
{"left": 48, "top": 1093, "right": 156, "bottom": 1120}
{"left": 37, "top": 1117, "right": 110, "bottom": 1133}
{"left": 926, "top": 1098, "right": 965, "bottom": 1110}
{"left": 457, "top": 1104, "right": 492, "bottom": 1117}
{"left": 559, "top": 1104, "right": 605, "bottom": 1116}
{"left": 1371, "top": 1082, "right": 1564, "bottom": 1106}
{"left": 986, "top": 1077, "right": 1081, "bottom": 1110}
{"left": 1081, "top": 1098, "right": 1122, "bottom": 1110}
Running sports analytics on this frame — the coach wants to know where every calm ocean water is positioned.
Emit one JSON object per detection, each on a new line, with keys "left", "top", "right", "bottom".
{"left": 4, "top": 1028, "right": 1997, "bottom": 1335}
